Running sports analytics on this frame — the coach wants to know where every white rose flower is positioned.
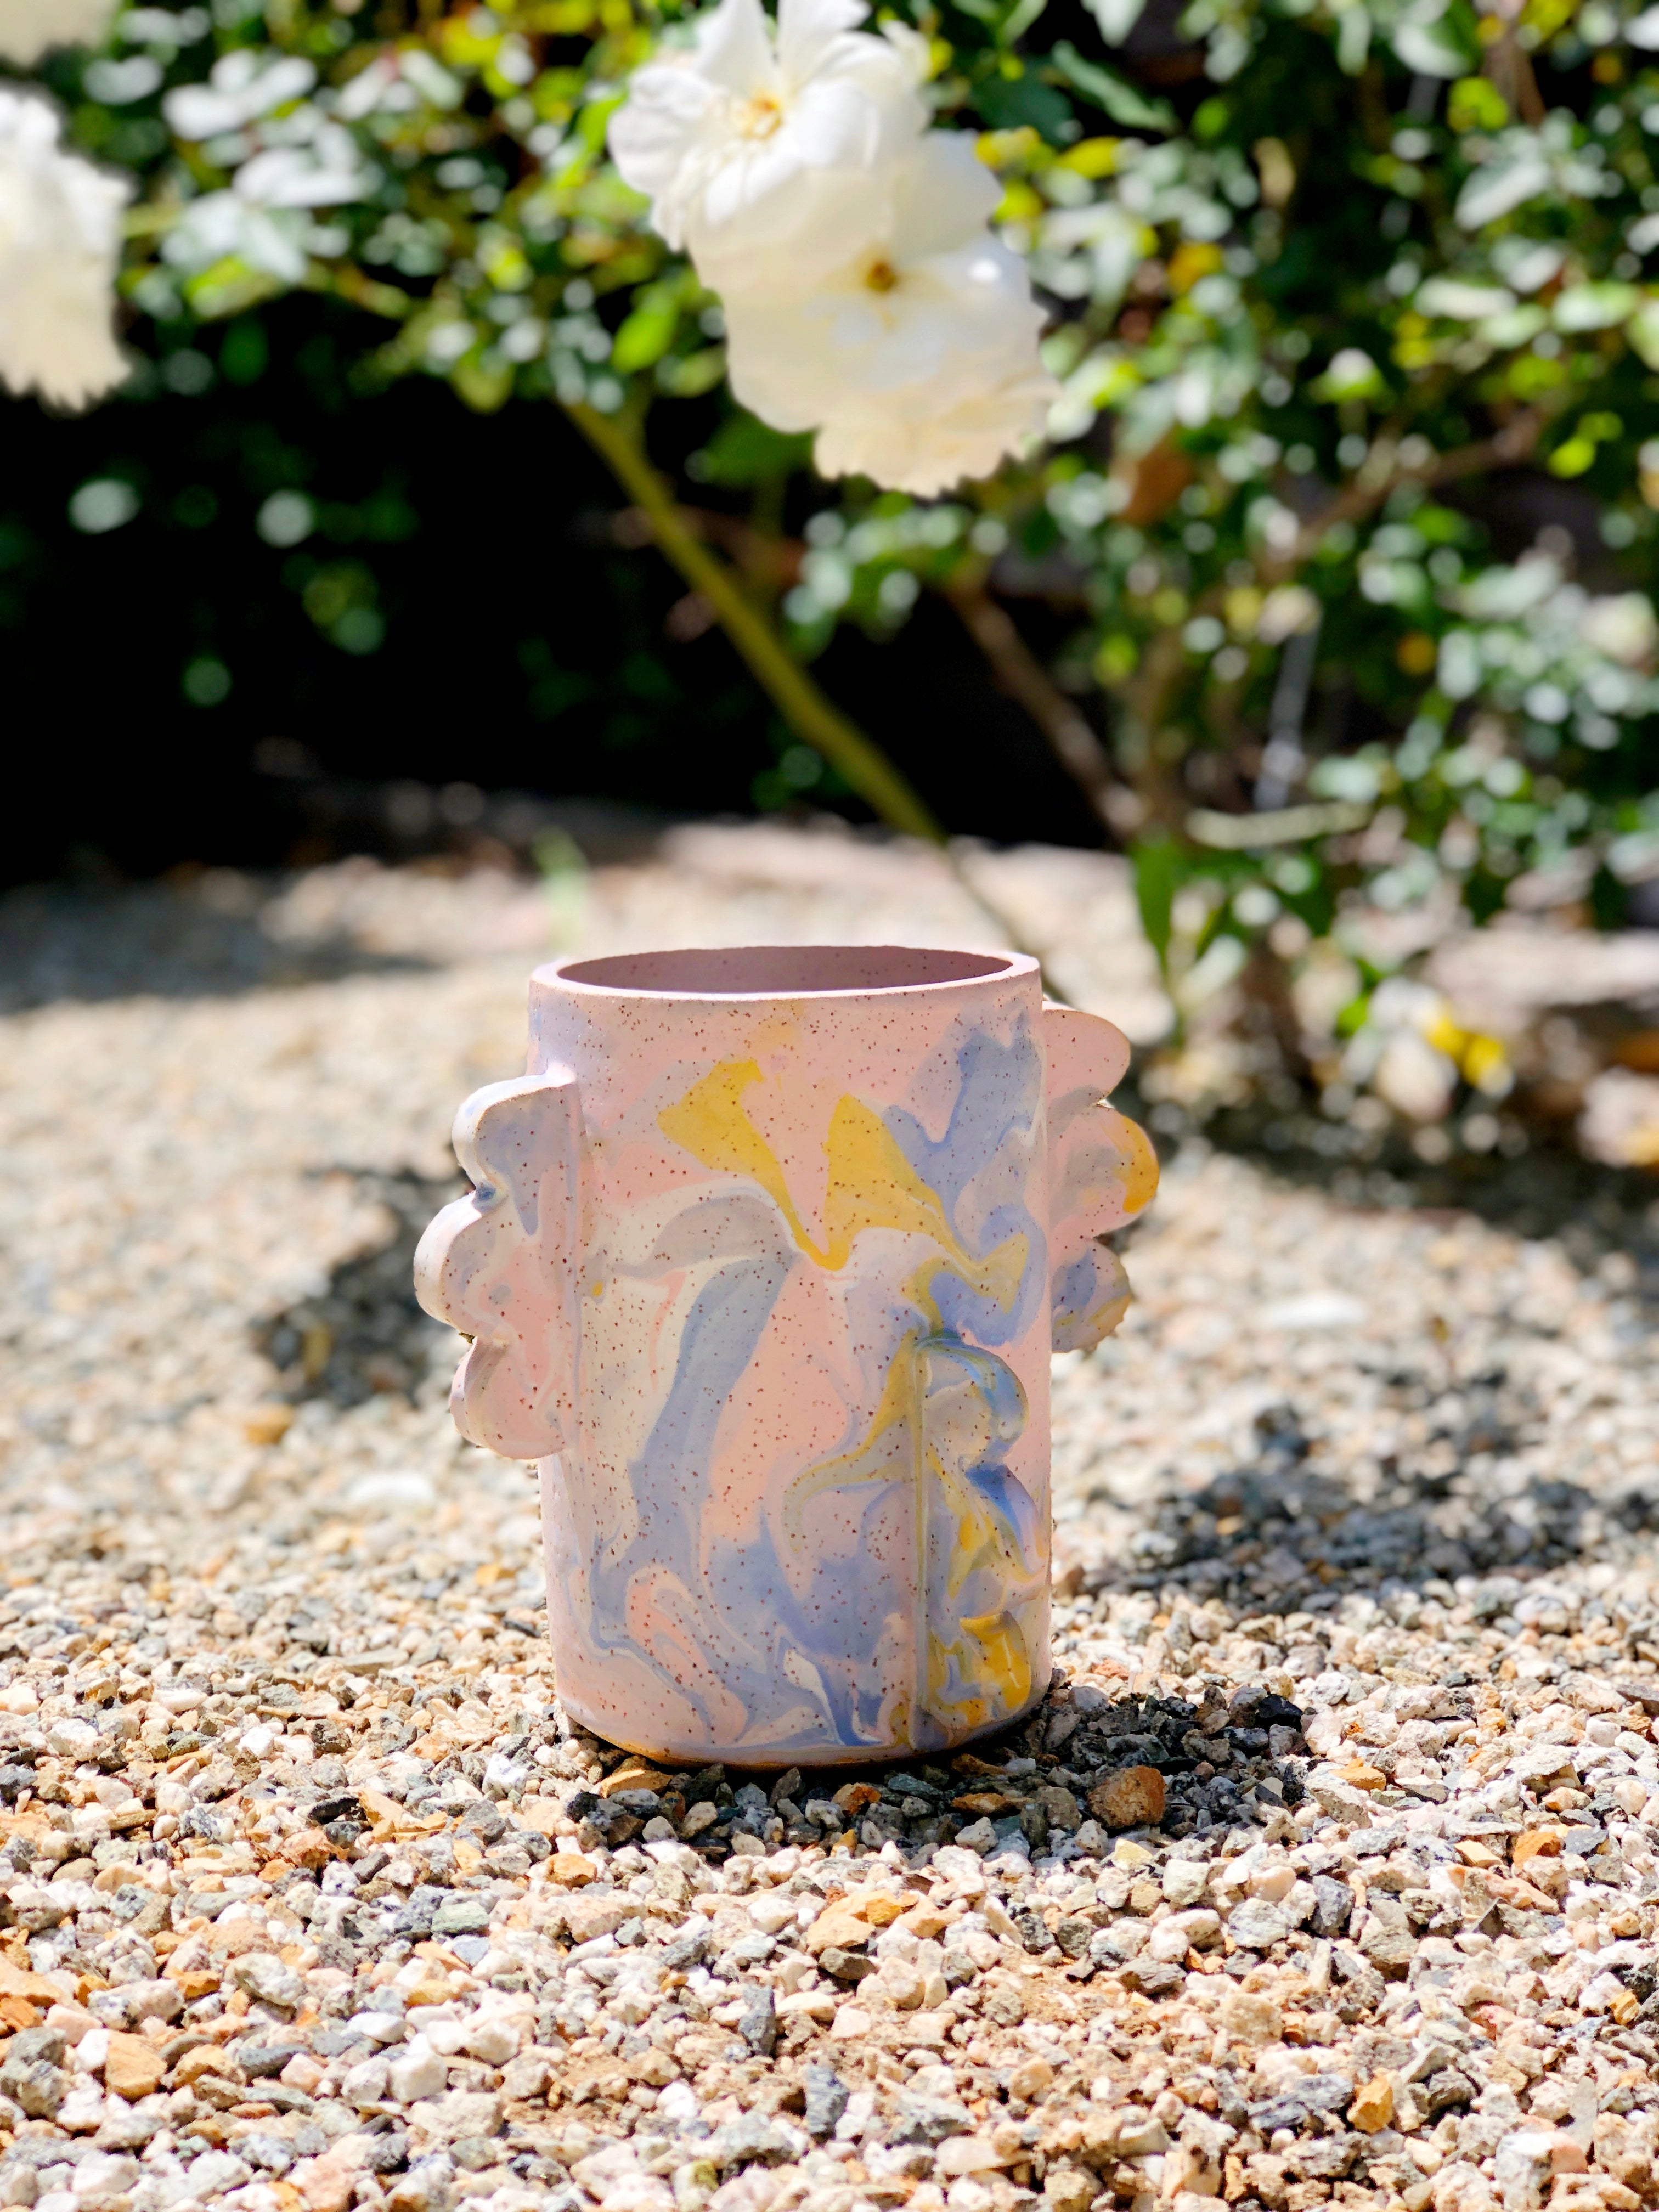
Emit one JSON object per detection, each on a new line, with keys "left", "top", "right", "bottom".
{"left": 0, "top": 0, "right": 115, "bottom": 64}
{"left": 0, "top": 88, "right": 128, "bottom": 409}
{"left": 723, "top": 133, "right": 1056, "bottom": 494}
{"left": 608, "top": 0, "right": 928, "bottom": 291}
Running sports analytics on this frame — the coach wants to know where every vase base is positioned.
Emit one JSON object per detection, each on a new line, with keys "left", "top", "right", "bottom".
{"left": 554, "top": 1672, "right": 1052, "bottom": 1774}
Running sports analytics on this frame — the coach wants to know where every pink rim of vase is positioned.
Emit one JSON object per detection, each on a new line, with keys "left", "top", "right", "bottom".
{"left": 544, "top": 943, "right": 1031, "bottom": 999}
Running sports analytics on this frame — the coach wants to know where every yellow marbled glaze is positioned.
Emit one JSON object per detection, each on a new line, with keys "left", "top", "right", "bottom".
{"left": 916, "top": 1342, "right": 1042, "bottom": 1736}
{"left": 658, "top": 1057, "right": 1028, "bottom": 1308}
{"left": 778, "top": 1338, "right": 928, "bottom": 1747}
{"left": 774, "top": 1322, "right": 1044, "bottom": 1741}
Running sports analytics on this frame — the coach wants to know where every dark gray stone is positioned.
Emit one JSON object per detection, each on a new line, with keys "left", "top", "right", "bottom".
{"left": 359, "top": 2131, "right": 410, "bottom": 2174}
{"left": 659, "top": 1928, "right": 709, "bottom": 1971}
{"left": 710, "top": 2114, "right": 794, "bottom": 2167}
{"left": 803, "top": 2064, "right": 848, "bottom": 2138}
{"left": 1309, "top": 1875, "right": 1354, "bottom": 1937}
{"left": 458, "top": 1802, "right": 508, "bottom": 1846}
{"left": 891, "top": 2098, "right": 972, "bottom": 2146}
{"left": 736, "top": 1986, "right": 776, "bottom": 2058}
{"left": 6, "top": 2030, "right": 64, "bottom": 2069}
{"left": 1422, "top": 2070, "right": 1475, "bottom": 2118}
{"left": 236, "top": 2042, "right": 303, "bottom": 2081}
{"left": 0, "top": 2062, "right": 66, "bottom": 2120}
{"left": 1286, "top": 2135, "right": 1358, "bottom": 2181}
{"left": 818, "top": 1947, "right": 875, "bottom": 1983}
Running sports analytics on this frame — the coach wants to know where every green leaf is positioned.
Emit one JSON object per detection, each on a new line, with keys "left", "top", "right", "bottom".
{"left": 1336, "top": 8, "right": 1370, "bottom": 70}
{"left": 1131, "top": 833, "right": 1183, "bottom": 969}
{"left": 1002, "top": 0, "right": 1049, "bottom": 44}
{"left": 1552, "top": 281, "right": 1639, "bottom": 333}
{"left": 180, "top": 259, "right": 285, "bottom": 321}
{"left": 612, "top": 306, "right": 678, "bottom": 373}
{"left": 976, "top": 69, "right": 1077, "bottom": 141}
{"left": 1311, "top": 346, "right": 1386, "bottom": 402}
{"left": 1628, "top": 300, "right": 1659, "bottom": 369}
{"left": 219, "top": 319, "right": 269, "bottom": 386}
{"left": 1047, "top": 43, "right": 1173, "bottom": 131}
{"left": 1390, "top": 14, "right": 1472, "bottom": 78}
{"left": 452, "top": 356, "right": 514, "bottom": 412}
{"left": 1455, "top": 142, "right": 1550, "bottom": 228}
{"left": 656, "top": 347, "right": 727, "bottom": 397}
{"left": 1083, "top": 0, "right": 1150, "bottom": 43}
{"left": 1547, "top": 435, "right": 1596, "bottom": 478}
{"left": 1447, "top": 75, "right": 1508, "bottom": 131}
{"left": 578, "top": 92, "right": 624, "bottom": 150}
{"left": 691, "top": 411, "right": 814, "bottom": 487}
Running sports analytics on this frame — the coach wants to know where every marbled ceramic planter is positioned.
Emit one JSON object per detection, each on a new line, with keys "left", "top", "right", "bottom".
{"left": 415, "top": 945, "right": 1155, "bottom": 1767}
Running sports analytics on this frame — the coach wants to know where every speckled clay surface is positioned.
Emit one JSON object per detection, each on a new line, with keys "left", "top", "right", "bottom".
{"left": 415, "top": 945, "right": 1155, "bottom": 1767}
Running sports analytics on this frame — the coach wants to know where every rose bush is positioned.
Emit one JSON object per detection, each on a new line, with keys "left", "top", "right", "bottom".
{"left": 4, "top": 0, "right": 1659, "bottom": 1142}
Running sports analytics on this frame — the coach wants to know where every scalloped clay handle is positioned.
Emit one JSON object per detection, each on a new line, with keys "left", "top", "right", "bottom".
{"left": 1044, "top": 1002, "right": 1159, "bottom": 1353}
{"left": 412, "top": 1071, "right": 581, "bottom": 1462}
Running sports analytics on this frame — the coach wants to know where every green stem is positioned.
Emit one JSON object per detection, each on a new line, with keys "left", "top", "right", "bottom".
{"left": 249, "top": 281, "right": 1048, "bottom": 958}
{"left": 565, "top": 400, "right": 945, "bottom": 845}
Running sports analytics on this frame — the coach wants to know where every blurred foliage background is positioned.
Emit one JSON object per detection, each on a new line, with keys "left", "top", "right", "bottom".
{"left": 7, "top": 0, "right": 1659, "bottom": 1158}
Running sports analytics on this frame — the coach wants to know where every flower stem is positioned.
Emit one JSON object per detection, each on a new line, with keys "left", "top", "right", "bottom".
{"left": 564, "top": 400, "right": 945, "bottom": 845}
{"left": 264, "top": 284, "right": 1039, "bottom": 947}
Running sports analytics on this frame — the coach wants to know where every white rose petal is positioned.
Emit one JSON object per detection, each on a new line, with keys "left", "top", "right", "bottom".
{"left": 812, "top": 358, "right": 1056, "bottom": 496}
{"left": 0, "top": 89, "right": 128, "bottom": 409}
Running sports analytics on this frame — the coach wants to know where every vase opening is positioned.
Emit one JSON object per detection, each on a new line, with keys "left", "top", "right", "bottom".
{"left": 554, "top": 944, "right": 1018, "bottom": 996}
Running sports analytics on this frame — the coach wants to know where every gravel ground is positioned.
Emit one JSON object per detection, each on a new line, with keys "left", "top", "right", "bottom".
{"left": 2, "top": 830, "right": 1658, "bottom": 2212}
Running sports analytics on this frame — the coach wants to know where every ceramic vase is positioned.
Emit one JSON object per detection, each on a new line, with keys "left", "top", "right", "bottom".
{"left": 414, "top": 944, "right": 1155, "bottom": 1767}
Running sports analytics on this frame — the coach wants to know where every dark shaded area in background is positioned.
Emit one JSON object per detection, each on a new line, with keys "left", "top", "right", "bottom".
{"left": 1, "top": 295, "right": 1099, "bottom": 890}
